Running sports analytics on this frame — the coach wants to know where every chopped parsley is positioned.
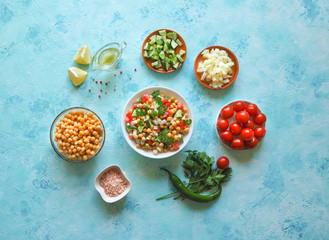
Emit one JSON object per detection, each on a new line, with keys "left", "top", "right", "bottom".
{"left": 137, "top": 120, "right": 144, "bottom": 133}
{"left": 151, "top": 90, "right": 160, "bottom": 98}
{"left": 185, "top": 119, "right": 192, "bottom": 125}
{"left": 154, "top": 129, "right": 174, "bottom": 146}
{"left": 132, "top": 108, "right": 147, "bottom": 117}
{"left": 126, "top": 123, "right": 136, "bottom": 132}
{"left": 151, "top": 110, "right": 157, "bottom": 119}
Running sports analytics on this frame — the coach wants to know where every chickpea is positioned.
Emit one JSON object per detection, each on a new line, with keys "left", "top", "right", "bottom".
{"left": 147, "top": 128, "right": 151, "bottom": 134}
{"left": 83, "top": 155, "right": 88, "bottom": 161}
{"left": 172, "top": 122, "right": 176, "bottom": 127}
{"left": 174, "top": 136, "right": 179, "bottom": 141}
{"left": 176, "top": 120, "right": 181, "bottom": 125}
{"left": 170, "top": 96, "right": 175, "bottom": 101}
{"left": 167, "top": 133, "right": 172, "bottom": 138}
{"left": 129, "top": 109, "right": 133, "bottom": 113}
{"left": 169, "top": 125, "right": 174, "bottom": 130}
{"left": 172, "top": 130, "right": 177, "bottom": 135}
{"left": 185, "top": 128, "right": 190, "bottom": 133}
{"left": 159, "top": 143, "right": 164, "bottom": 148}
{"left": 138, "top": 134, "right": 143, "bottom": 138}
{"left": 167, "top": 117, "right": 172, "bottom": 122}
{"left": 142, "top": 137, "right": 146, "bottom": 142}
{"left": 176, "top": 127, "right": 181, "bottom": 131}
{"left": 184, "top": 113, "right": 189, "bottom": 118}
{"left": 133, "top": 135, "right": 138, "bottom": 140}
{"left": 136, "top": 144, "right": 141, "bottom": 149}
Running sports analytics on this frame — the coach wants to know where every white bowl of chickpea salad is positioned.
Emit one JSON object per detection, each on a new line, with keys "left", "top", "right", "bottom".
{"left": 50, "top": 107, "right": 105, "bottom": 163}
{"left": 121, "top": 86, "right": 193, "bottom": 159}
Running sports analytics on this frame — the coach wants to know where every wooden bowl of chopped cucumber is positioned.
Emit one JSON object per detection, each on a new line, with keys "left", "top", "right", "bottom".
{"left": 142, "top": 29, "right": 187, "bottom": 73}
{"left": 194, "top": 45, "right": 239, "bottom": 90}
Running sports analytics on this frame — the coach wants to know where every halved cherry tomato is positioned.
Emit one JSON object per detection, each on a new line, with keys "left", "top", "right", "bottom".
{"left": 230, "top": 122, "right": 242, "bottom": 135}
{"left": 246, "top": 104, "right": 258, "bottom": 116}
{"left": 241, "top": 128, "right": 254, "bottom": 141}
{"left": 254, "top": 113, "right": 267, "bottom": 125}
{"left": 141, "top": 94, "right": 149, "bottom": 103}
{"left": 217, "top": 156, "right": 230, "bottom": 169}
{"left": 231, "top": 138, "right": 244, "bottom": 149}
{"left": 177, "top": 102, "right": 184, "bottom": 110}
{"left": 233, "top": 101, "right": 246, "bottom": 112}
{"left": 221, "top": 106, "right": 234, "bottom": 119}
{"left": 220, "top": 130, "right": 233, "bottom": 142}
{"left": 254, "top": 127, "right": 266, "bottom": 138}
{"left": 217, "top": 118, "right": 229, "bottom": 131}
{"left": 173, "top": 142, "right": 180, "bottom": 151}
{"left": 244, "top": 120, "right": 255, "bottom": 129}
{"left": 236, "top": 111, "right": 250, "bottom": 124}
{"left": 246, "top": 137, "right": 258, "bottom": 148}
{"left": 133, "top": 103, "right": 138, "bottom": 109}
{"left": 125, "top": 112, "right": 133, "bottom": 122}
{"left": 179, "top": 122, "right": 185, "bottom": 129}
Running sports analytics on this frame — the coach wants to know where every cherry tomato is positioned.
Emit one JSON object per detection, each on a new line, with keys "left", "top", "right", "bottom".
{"left": 217, "top": 118, "right": 229, "bottom": 131}
{"left": 254, "top": 127, "right": 266, "bottom": 138}
{"left": 177, "top": 102, "right": 184, "bottom": 110}
{"left": 230, "top": 122, "right": 242, "bottom": 135}
{"left": 217, "top": 156, "right": 230, "bottom": 169}
{"left": 246, "top": 137, "right": 258, "bottom": 148}
{"left": 241, "top": 128, "right": 254, "bottom": 141}
{"left": 231, "top": 138, "right": 245, "bottom": 149}
{"left": 221, "top": 106, "right": 234, "bottom": 119}
{"left": 233, "top": 101, "right": 246, "bottom": 112}
{"left": 141, "top": 94, "right": 149, "bottom": 103}
{"left": 220, "top": 131, "right": 233, "bottom": 142}
{"left": 244, "top": 120, "right": 255, "bottom": 129}
{"left": 254, "top": 113, "right": 267, "bottom": 125}
{"left": 246, "top": 104, "right": 258, "bottom": 116}
{"left": 173, "top": 142, "right": 180, "bottom": 151}
{"left": 235, "top": 111, "right": 250, "bottom": 124}
{"left": 133, "top": 103, "right": 138, "bottom": 109}
{"left": 125, "top": 112, "right": 133, "bottom": 122}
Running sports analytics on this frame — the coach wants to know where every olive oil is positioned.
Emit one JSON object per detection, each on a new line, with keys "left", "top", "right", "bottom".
{"left": 98, "top": 48, "right": 120, "bottom": 66}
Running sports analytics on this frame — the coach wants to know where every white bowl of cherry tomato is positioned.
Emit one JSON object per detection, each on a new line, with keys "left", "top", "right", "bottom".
{"left": 215, "top": 100, "right": 267, "bottom": 150}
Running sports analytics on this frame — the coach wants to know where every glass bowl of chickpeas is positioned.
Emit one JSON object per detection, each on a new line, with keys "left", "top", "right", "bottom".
{"left": 50, "top": 107, "right": 105, "bottom": 163}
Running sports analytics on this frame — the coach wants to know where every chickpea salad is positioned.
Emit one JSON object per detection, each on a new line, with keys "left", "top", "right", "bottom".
{"left": 125, "top": 90, "right": 192, "bottom": 155}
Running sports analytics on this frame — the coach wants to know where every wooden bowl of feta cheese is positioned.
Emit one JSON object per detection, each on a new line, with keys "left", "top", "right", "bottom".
{"left": 194, "top": 45, "right": 239, "bottom": 90}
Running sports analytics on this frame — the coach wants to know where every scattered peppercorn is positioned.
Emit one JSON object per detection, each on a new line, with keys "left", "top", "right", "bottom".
{"left": 105, "top": 91, "right": 108, "bottom": 94}
{"left": 130, "top": 77, "right": 132, "bottom": 80}
{"left": 92, "top": 78, "right": 95, "bottom": 81}
{"left": 89, "top": 89, "right": 91, "bottom": 92}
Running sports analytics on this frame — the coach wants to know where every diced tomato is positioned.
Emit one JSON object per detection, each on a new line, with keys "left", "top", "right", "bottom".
{"left": 173, "top": 142, "right": 180, "bottom": 151}
{"left": 179, "top": 122, "right": 185, "bottom": 129}
{"left": 162, "top": 99, "right": 168, "bottom": 104}
{"left": 133, "top": 103, "right": 138, "bottom": 109}
{"left": 125, "top": 113, "right": 133, "bottom": 122}
{"left": 155, "top": 128, "right": 161, "bottom": 133}
{"left": 141, "top": 94, "right": 149, "bottom": 103}
{"left": 165, "top": 102, "right": 171, "bottom": 108}
{"left": 129, "top": 135, "right": 133, "bottom": 139}
{"left": 161, "top": 111, "right": 169, "bottom": 119}
{"left": 148, "top": 140, "right": 153, "bottom": 145}
{"left": 177, "top": 103, "right": 184, "bottom": 109}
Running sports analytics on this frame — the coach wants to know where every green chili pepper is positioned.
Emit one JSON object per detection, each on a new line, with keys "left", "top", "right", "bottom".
{"left": 160, "top": 168, "right": 222, "bottom": 202}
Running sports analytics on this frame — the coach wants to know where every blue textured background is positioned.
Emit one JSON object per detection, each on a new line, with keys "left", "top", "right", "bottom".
{"left": 1, "top": 0, "right": 329, "bottom": 239}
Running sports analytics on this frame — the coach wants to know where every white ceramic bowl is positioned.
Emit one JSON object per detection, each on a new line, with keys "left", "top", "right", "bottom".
{"left": 94, "top": 165, "right": 131, "bottom": 203}
{"left": 215, "top": 100, "right": 266, "bottom": 151}
{"left": 121, "top": 86, "right": 194, "bottom": 159}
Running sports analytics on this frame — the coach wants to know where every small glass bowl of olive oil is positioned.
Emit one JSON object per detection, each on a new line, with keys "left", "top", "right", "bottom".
{"left": 91, "top": 42, "right": 127, "bottom": 71}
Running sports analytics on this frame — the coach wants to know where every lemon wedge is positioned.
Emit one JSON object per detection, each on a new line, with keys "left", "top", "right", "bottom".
{"left": 73, "top": 44, "right": 91, "bottom": 65}
{"left": 68, "top": 67, "right": 88, "bottom": 86}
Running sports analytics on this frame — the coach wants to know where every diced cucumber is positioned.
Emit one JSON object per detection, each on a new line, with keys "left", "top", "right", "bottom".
{"left": 156, "top": 35, "right": 162, "bottom": 40}
{"left": 156, "top": 39, "right": 164, "bottom": 45}
{"left": 151, "top": 55, "right": 159, "bottom": 60}
{"left": 167, "top": 31, "right": 177, "bottom": 40}
{"left": 150, "top": 38, "right": 156, "bottom": 45}
{"left": 173, "top": 62, "right": 179, "bottom": 69}
{"left": 145, "top": 120, "right": 151, "bottom": 127}
{"left": 163, "top": 43, "right": 168, "bottom": 51}
{"left": 167, "top": 49, "right": 175, "bottom": 55}
{"left": 159, "top": 30, "right": 166, "bottom": 36}
{"left": 159, "top": 51, "right": 165, "bottom": 60}
{"left": 144, "top": 51, "right": 148, "bottom": 58}
{"left": 171, "top": 40, "right": 178, "bottom": 49}
{"left": 177, "top": 54, "right": 183, "bottom": 62}
{"left": 144, "top": 42, "right": 150, "bottom": 50}
{"left": 150, "top": 35, "right": 156, "bottom": 41}
{"left": 179, "top": 49, "right": 185, "bottom": 56}
{"left": 176, "top": 39, "right": 182, "bottom": 46}
{"left": 174, "top": 109, "right": 183, "bottom": 119}
{"left": 148, "top": 51, "right": 154, "bottom": 58}
{"left": 151, "top": 61, "right": 159, "bottom": 67}
{"left": 164, "top": 62, "right": 170, "bottom": 71}
{"left": 155, "top": 62, "right": 162, "bottom": 69}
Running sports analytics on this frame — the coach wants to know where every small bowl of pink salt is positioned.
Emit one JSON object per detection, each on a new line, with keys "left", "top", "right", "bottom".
{"left": 94, "top": 165, "right": 131, "bottom": 203}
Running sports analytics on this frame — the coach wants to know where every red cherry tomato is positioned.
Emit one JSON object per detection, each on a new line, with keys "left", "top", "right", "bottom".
{"left": 246, "top": 104, "right": 258, "bottom": 116}
{"left": 173, "top": 142, "right": 180, "bottom": 151}
{"left": 216, "top": 156, "right": 230, "bottom": 169}
{"left": 254, "top": 113, "right": 267, "bottom": 125}
{"left": 125, "top": 112, "right": 133, "bottom": 122}
{"left": 220, "top": 106, "right": 234, "bottom": 119}
{"left": 220, "top": 131, "right": 233, "bottom": 142}
{"left": 254, "top": 127, "right": 266, "bottom": 138}
{"left": 235, "top": 111, "right": 250, "bottom": 124}
{"left": 231, "top": 138, "right": 245, "bottom": 149}
{"left": 177, "top": 102, "right": 184, "bottom": 110}
{"left": 230, "top": 122, "right": 242, "bottom": 135}
{"left": 233, "top": 101, "right": 246, "bottom": 112}
{"left": 141, "top": 94, "right": 149, "bottom": 103}
{"left": 217, "top": 118, "right": 229, "bottom": 131}
{"left": 241, "top": 128, "right": 254, "bottom": 141}
{"left": 246, "top": 137, "right": 258, "bottom": 148}
{"left": 244, "top": 120, "right": 255, "bottom": 129}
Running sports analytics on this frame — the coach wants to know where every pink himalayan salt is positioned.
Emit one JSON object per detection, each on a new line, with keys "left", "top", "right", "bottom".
{"left": 100, "top": 169, "right": 128, "bottom": 197}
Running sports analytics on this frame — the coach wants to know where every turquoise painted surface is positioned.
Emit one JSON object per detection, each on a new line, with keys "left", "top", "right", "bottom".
{"left": 0, "top": 0, "right": 329, "bottom": 239}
